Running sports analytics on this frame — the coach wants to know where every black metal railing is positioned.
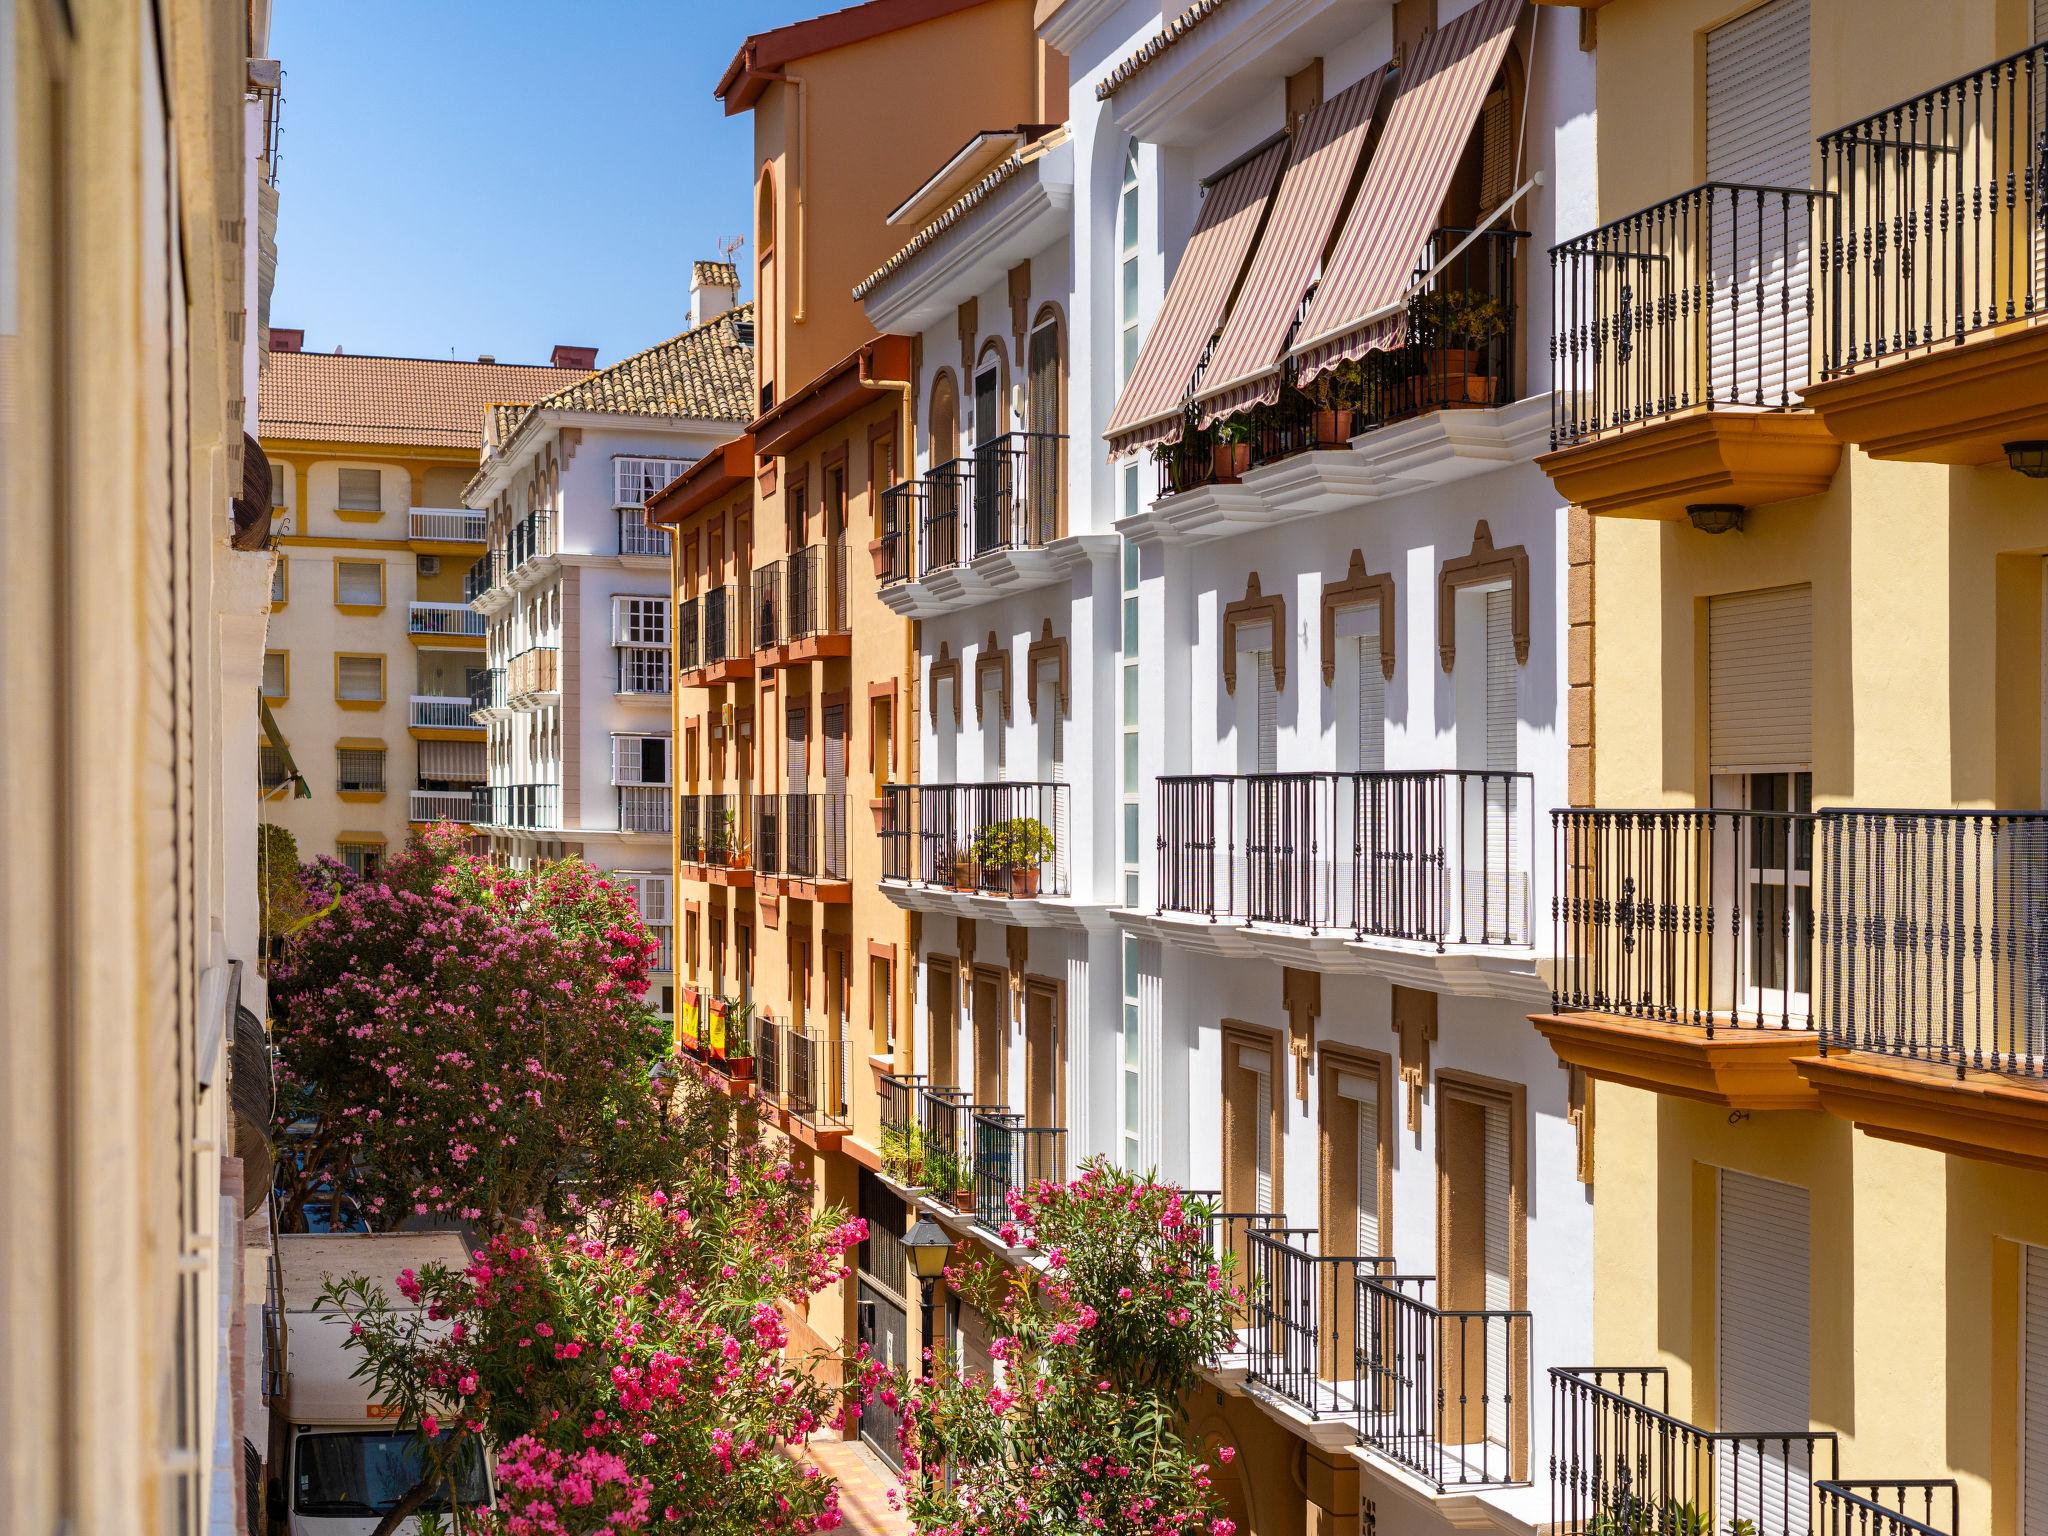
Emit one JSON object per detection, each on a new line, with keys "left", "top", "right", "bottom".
{"left": 467, "top": 666, "right": 503, "bottom": 720}
{"left": 776, "top": 543, "right": 849, "bottom": 640}
{"left": 689, "top": 793, "right": 744, "bottom": 868}
{"left": 463, "top": 550, "right": 503, "bottom": 603}
{"left": 968, "top": 431, "right": 1064, "bottom": 557}
{"left": 752, "top": 557, "right": 783, "bottom": 651}
{"left": 678, "top": 597, "right": 701, "bottom": 672}
{"left": 880, "top": 781, "right": 1072, "bottom": 898}
{"left": 505, "top": 509, "right": 551, "bottom": 572}
{"left": 752, "top": 792, "right": 850, "bottom": 883}
{"left": 755, "top": 1012, "right": 782, "bottom": 1100}
{"left": 701, "top": 579, "right": 748, "bottom": 666}
{"left": 1814, "top": 1481, "right": 1958, "bottom": 1536}
{"left": 1242, "top": 1226, "right": 1392, "bottom": 1420}
{"left": 1550, "top": 183, "right": 1830, "bottom": 450}
{"left": 1158, "top": 771, "right": 1534, "bottom": 947}
{"left": 970, "top": 1113, "right": 1065, "bottom": 1233}
{"left": 1183, "top": 1200, "right": 1287, "bottom": 1346}
{"left": 470, "top": 783, "right": 559, "bottom": 830}
{"left": 921, "top": 459, "right": 970, "bottom": 576}
{"left": 1818, "top": 808, "right": 2048, "bottom": 1081}
{"left": 1358, "top": 1273, "right": 1529, "bottom": 1490}
{"left": 1550, "top": 1367, "right": 1840, "bottom": 1536}
{"left": 918, "top": 1087, "right": 1006, "bottom": 1194}
{"left": 1550, "top": 807, "right": 1816, "bottom": 1031}
{"left": 879, "top": 1072, "right": 925, "bottom": 1141}
{"left": 786, "top": 1025, "right": 851, "bottom": 1126}
{"left": 1818, "top": 40, "right": 2048, "bottom": 378}
{"left": 679, "top": 795, "right": 706, "bottom": 866}
{"left": 878, "top": 480, "right": 920, "bottom": 586}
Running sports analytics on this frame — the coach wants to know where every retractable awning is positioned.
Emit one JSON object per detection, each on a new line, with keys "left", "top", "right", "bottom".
{"left": 1194, "top": 67, "right": 1390, "bottom": 426}
{"left": 1103, "top": 138, "right": 1289, "bottom": 458}
{"left": 1290, "top": 0, "right": 1524, "bottom": 384}
{"left": 418, "top": 739, "right": 486, "bottom": 780}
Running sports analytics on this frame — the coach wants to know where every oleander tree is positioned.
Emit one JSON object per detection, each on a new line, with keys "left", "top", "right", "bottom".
{"left": 325, "top": 1079, "right": 870, "bottom": 1536}
{"left": 896, "top": 1160, "right": 1243, "bottom": 1536}
{"left": 269, "top": 825, "right": 671, "bottom": 1233}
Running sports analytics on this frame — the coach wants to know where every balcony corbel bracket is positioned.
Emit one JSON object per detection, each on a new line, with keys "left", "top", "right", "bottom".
{"left": 1393, "top": 985, "right": 1437, "bottom": 1132}
{"left": 1282, "top": 967, "right": 1320, "bottom": 1106}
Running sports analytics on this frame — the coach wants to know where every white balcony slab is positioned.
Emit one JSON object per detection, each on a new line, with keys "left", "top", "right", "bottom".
{"left": 1112, "top": 907, "right": 1547, "bottom": 1002}
{"left": 1238, "top": 1377, "right": 1360, "bottom": 1450}
{"left": 879, "top": 534, "right": 1116, "bottom": 619}
{"left": 878, "top": 878, "right": 1111, "bottom": 933}
{"left": 1346, "top": 1442, "right": 1540, "bottom": 1533}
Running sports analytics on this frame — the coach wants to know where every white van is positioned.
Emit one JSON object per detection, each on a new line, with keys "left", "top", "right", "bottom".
{"left": 272, "top": 1233, "right": 495, "bottom": 1535}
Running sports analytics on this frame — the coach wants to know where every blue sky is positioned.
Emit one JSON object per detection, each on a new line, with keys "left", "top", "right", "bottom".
{"left": 269, "top": 1, "right": 826, "bottom": 368}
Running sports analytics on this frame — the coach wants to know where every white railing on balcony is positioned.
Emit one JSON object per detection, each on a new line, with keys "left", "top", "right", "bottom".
{"left": 619, "top": 508, "right": 669, "bottom": 558}
{"left": 410, "top": 695, "right": 481, "bottom": 730}
{"left": 409, "top": 601, "right": 486, "bottom": 638}
{"left": 409, "top": 507, "right": 487, "bottom": 543}
{"left": 646, "top": 924, "right": 674, "bottom": 974}
{"left": 619, "top": 785, "right": 671, "bottom": 834}
{"left": 409, "top": 789, "right": 478, "bottom": 823}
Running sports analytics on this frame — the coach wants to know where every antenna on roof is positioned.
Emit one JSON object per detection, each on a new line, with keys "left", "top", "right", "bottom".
{"left": 719, "top": 234, "right": 745, "bottom": 263}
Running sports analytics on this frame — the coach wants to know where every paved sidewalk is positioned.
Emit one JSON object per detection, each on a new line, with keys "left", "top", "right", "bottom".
{"left": 806, "top": 1437, "right": 909, "bottom": 1536}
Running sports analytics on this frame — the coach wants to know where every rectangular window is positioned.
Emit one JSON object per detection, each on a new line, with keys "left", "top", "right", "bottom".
{"left": 271, "top": 558, "right": 287, "bottom": 604}
{"left": 871, "top": 955, "right": 895, "bottom": 1054}
{"left": 262, "top": 651, "right": 289, "bottom": 700}
{"left": 336, "top": 655, "right": 385, "bottom": 702}
{"left": 616, "top": 647, "right": 671, "bottom": 696}
{"left": 259, "top": 745, "right": 291, "bottom": 791}
{"left": 336, "top": 747, "right": 387, "bottom": 794}
{"left": 613, "top": 595, "right": 670, "bottom": 646}
{"left": 337, "top": 840, "right": 384, "bottom": 877}
{"left": 612, "top": 734, "right": 672, "bottom": 787}
{"left": 871, "top": 698, "right": 894, "bottom": 797}
{"left": 614, "top": 456, "right": 691, "bottom": 508}
{"left": 1121, "top": 935, "right": 1142, "bottom": 1169}
{"left": 336, "top": 560, "right": 384, "bottom": 607}
{"left": 617, "top": 872, "right": 674, "bottom": 973}
{"left": 336, "top": 467, "right": 382, "bottom": 511}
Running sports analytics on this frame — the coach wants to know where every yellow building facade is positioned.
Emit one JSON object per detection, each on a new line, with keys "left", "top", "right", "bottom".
{"left": 1532, "top": 3, "right": 2048, "bottom": 1534}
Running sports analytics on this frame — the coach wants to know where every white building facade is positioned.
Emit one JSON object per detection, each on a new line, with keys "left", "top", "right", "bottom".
{"left": 465, "top": 281, "right": 754, "bottom": 1022}
{"left": 871, "top": 0, "right": 1602, "bottom": 1529}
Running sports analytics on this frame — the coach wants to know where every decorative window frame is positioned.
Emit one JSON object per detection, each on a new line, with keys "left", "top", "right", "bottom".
{"left": 1438, "top": 520, "right": 1529, "bottom": 672}
{"left": 928, "top": 641, "right": 961, "bottom": 728}
{"left": 974, "top": 631, "right": 1012, "bottom": 726}
{"left": 333, "top": 557, "right": 387, "bottom": 614}
{"left": 1221, "top": 572, "right": 1286, "bottom": 695}
{"left": 1025, "top": 619, "right": 1069, "bottom": 721}
{"left": 1320, "top": 549, "right": 1397, "bottom": 685}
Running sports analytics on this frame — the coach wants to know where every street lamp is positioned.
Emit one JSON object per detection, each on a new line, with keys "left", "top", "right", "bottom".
{"left": 903, "top": 1215, "right": 952, "bottom": 1371}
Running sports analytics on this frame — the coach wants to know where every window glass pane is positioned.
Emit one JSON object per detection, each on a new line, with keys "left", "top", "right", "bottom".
{"left": 263, "top": 653, "right": 287, "bottom": 697}
{"left": 1121, "top": 327, "right": 1139, "bottom": 382}
{"left": 1123, "top": 598, "right": 1138, "bottom": 652}
{"left": 1122, "top": 540, "right": 1138, "bottom": 591}
{"left": 1123, "top": 1070, "right": 1139, "bottom": 1129}
{"left": 1122, "top": 190, "right": 1138, "bottom": 250}
{"left": 1125, "top": 871, "right": 1140, "bottom": 907}
{"left": 1123, "top": 938, "right": 1138, "bottom": 997}
{"left": 1123, "top": 733, "right": 1138, "bottom": 793}
{"left": 272, "top": 562, "right": 286, "bottom": 602}
{"left": 1124, "top": 803, "right": 1139, "bottom": 864}
{"left": 1123, "top": 462, "right": 1140, "bottom": 518}
{"left": 1123, "top": 674, "right": 1137, "bottom": 729}
{"left": 1122, "top": 257, "right": 1138, "bottom": 320}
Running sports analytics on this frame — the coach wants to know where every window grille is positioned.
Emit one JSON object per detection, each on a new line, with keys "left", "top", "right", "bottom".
{"left": 617, "top": 647, "right": 671, "bottom": 695}
{"left": 337, "top": 747, "right": 386, "bottom": 793}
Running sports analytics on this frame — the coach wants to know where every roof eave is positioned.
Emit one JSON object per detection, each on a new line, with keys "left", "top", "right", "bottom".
{"left": 750, "top": 336, "right": 914, "bottom": 459}
{"left": 646, "top": 434, "right": 756, "bottom": 526}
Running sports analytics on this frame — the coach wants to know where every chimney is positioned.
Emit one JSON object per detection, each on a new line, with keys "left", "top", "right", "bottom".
{"left": 551, "top": 344, "right": 599, "bottom": 370}
{"left": 690, "top": 259, "right": 741, "bottom": 329}
{"left": 269, "top": 328, "right": 304, "bottom": 353}
{"left": 477, "top": 354, "right": 495, "bottom": 364}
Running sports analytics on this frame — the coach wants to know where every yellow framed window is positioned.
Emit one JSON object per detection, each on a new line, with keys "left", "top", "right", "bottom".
{"left": 335, "top": 559, "right": 385, "bottom": 611}
{"left": 262, "top": 650, "right": 289, "bottom": 702}
{"left": 336, "top": 744, "right": 387, "bottom": 796}
{"left": 336, "top": 466, "right": 383, "bottom": 515}
{"left": 271, "top": 555, "right": 288, "bottom": 608}
{"left": 336, "top": 835, "right": 387, "bottom": 877}
{"left": 336, "top": 653, "right": 385, "bottom": 705}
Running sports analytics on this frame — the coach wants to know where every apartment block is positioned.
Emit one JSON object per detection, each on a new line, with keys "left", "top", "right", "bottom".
{"left": 256, "top": 342, "right": 594, "bottom": 872}
{"left": 1526, "top": 5, "right": 2048, "bottom": 1536}
{"left": 462, "top": 285, "right": 754, "bottom": 1022}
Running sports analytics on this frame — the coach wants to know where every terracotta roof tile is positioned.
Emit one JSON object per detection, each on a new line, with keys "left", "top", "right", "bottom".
{"left": 693, "top": 260, "right": 741, "bottom": 288}
{"left": 1095, "top": 0, "right": 1234, "bottom": 100}
{"left": 853, "top": 130, "right": 1067, "bottom": 302}
{"left": 257, "top": 353, "right": 591, "bottom": 449}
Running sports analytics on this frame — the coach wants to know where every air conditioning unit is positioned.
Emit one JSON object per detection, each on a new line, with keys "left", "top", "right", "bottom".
{"left": 417, "top": 555, "right": 441, "bottom": 577}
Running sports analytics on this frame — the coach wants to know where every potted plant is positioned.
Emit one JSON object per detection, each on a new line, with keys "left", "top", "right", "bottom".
{"left": 921, "top": 1137, "right": 971, "bottom": 1208}
{"left": 1408, "top": 289, "right": 1511, "bottom": 407}
{"left": 971, "top": 817, "right": 1057, "bottom": 898}
{"left": 1211, "top": 416, "right": 1253, "bottom": 482}
{"left": 1311, "top": 361, "right": 1366, "bottom": 445}
{"left": 880, "top": 1120, "right": 931, "bottom": 1189}
{"left": 723, "top": 997, "right": 757, "bottom": 1082}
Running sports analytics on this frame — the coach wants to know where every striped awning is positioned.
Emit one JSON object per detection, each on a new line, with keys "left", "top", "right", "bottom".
{"left": 1194, "top": 68, "right": 1389, "bottom": 426}
{"left": 1290, "top": 0, "right": 1524, "bottom": 384}
{"left": 418, "top": 739, "right": 486, "bottom": 781}
{"left": 1103, "top": 139, "right": 1289, "bottom": 458}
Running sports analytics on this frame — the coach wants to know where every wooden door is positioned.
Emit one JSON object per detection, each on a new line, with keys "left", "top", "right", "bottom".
{"left": 927, "top": 960, "right": 957, "bottom": 1088}
{"left": 973, "top": 970, "right": 1004, "bottom": 1107}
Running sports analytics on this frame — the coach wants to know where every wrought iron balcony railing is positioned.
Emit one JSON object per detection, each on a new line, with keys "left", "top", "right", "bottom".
{"left": 467, "top": 666, "right": 504, "bottom": 720}
{"left": 1817, "top": 40, "right": 2048, "bottom": 378}
{"left": 1158, "top": 771, "right": 1533, "bottom": 947}
{"left": 784, "top": 1025, "right": 851, "bottom": 1127}
{"left": 463, "top": 549, "right": 503, "bottom": 603}
{"left": 1550, "top": 182, "right": 1830, "bottom": 450}
{"left": 505, "top": 509, "right": 552, "bottom": 573}
{"left": 680, "top": 793, "right": 747, "bottom": 869}
{"left": 753, "top": 792, "right": 850, "bottom": 882}
{"left": 970, "top": 1113, "right": 1065, "bottom": 1232}
{"left": 877, "top": 480, "right": 920, "bottom": 586}
{"left": 1357, "top": 1273, "right": 1529, "bottom": 1490}
{"left": 700, "top": 579, "right": 749, "bottom": 667}
{"left": 678, "top": 597, "right": 702, "bottom": 672}
{"left": 1242, "top": 1225, "right": 1392, "bottom": 1420}
{"left": 1813, "top": 1481, "right": 1958, "bottom": 1536}
{"left": 880, "top": 780, "right": 1071, "bottom": 898}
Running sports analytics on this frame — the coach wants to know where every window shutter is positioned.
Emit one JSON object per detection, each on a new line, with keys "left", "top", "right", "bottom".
{"left": 1482, "top": 1097, "right": 1513, "bottom": 1439}
{"left": 1242, "top": 1049, "right": 1274, "bottom": 1213}
{"left": 338, "top": 656, "right": 383, "bottom": 700}
{"left": 1255, "top": 650, "right": 1277, "bottom": 775}
{"left": 1718, "top": 1170, "right": 1813, "bottom": 1535}
{"left": 613, "top": 734, "right": 641, "bottom": 786}
{"left": 337, "top": 562, "right": 382, "bottom": 606}
{"left": 1484, "top": 589, "right": 1517, "bottom": 772}
{"left": 1335, "top": 1069, "right": 1380, "bottom": 1256}
{"left": 787, "top": 706, "right": 808, "bottom": 790}
{"left": 262, "top": 653, "right": 287, "bottom": 697}
{"left": 1355, "top": 625, "right": 1385, "bottom": 773}
{"left": 419, "top": 740, "right": 485, "bottom": 780}
{"left": 2026, "top": 1246, "right": 2048, "bottom": 1532}
{"left": 1478, "top": 88, "right": 1514, "bottom": 210}
{"left": 1710, "top": 586, "right": 1814, "bottom": 772}
{"left": 337, "top": 467, "right": 382, "bottom": 510}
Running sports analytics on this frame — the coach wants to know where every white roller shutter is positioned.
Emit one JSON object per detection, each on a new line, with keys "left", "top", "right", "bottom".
{"left": 1484, "top": 590, "right": 1517, "bottom": 772}
{"left": 1718, "top": 1170, "right": 1812, "bottom": 1535}
{"left": 1335, "top": 1070, "right": 1380, "bottom": 1256}
{"left": 1252, "top": 1053, "right": 1274, "bottom": 1213}
{"left": 1337, "top": 604, "right": 1385, "bottom": 773}
{"left": 1483, "top": 1098, "right": 1513, "bottom": 1443}
{"left": 1255, "top": 651, "right": 1277, "bottom": 775}
{"left": 982, "top": 674, "right": 1006, "bottom": 780}
{"left": 1710, "top": 587, "right": 1813, "bottom": 772}
{"left": 2025, "top": 1246, "right": 2048, "bottom": 1533}
{"left": 418, "top": 740, "right": 485, "bottom": 780}
{"left": 1706, "top": 0, "right": 1810, "bottom": 188}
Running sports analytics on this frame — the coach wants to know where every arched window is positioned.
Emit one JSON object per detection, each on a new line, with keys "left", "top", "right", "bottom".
{"left": 930, "top": 371, "right": 959, "bottom": 467}
{"left": 1118, "top": 143, "right": 1141, "bottom": 384}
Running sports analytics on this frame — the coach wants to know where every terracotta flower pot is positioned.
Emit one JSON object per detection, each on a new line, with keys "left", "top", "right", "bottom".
{"left": 1009, "top": 867, "right": 1042, "bottom": 898}
{"left": 951, "top": 1189, "right": 976, "bottom": 1214}
{"left": 1212, "top": 442, "right": 1251, "bottom": 483}
{"left": 1312, "top": 407, "right": 1356, "bottom": 447}
{"left": 868, "top": 538, "right": 895, "bottom": 579}
{"left": 729, "top": 1057, "right": 754, "bottom": 1083}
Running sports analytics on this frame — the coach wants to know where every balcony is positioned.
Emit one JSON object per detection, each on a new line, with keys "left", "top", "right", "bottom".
{"left": 463, "top": 550, "right": 502, "bottom": 604}
{"left": 876, "top": 1080, "right": 999, "bottom": 1205}
{"left": 1356, "top": 1273, "right": 1529, "bottom": 1491}
{"left": 745, "top": 1016, "right": 852, "bottom": 1148}
{"left": 506, "top": 645, "right": 559, "bottom": 705}
{"left": 408, "top": 507, "right": 486, "bottom": 544}
{"left": 677, "top": 597, "right": 701, "bottom": 673}
{"left": 614, "top": 646, "right": 670, "bottom": 699}
{"left": 408, "top": 601, "right": 486, "bottom": 641}
{"left": 879, "top": 781, "right": 1075, "bottom": 923}
{"left": 752, "top": 791, "right": 850, "bottom": 896}
{"left": 1550, "top": 1368, "right": 1952, "bottom": 1536}
{"left": 618, "top": 507, "right": 669, "bottom": 558}
{"left": 1802, "top": 809, "right": 2048, "bottom": 1168}
{"left": 408, "top": 788, "right": 478, "bottom": 824}
{"left": 1534, "top": 807, "right": 1823, "bottom": 1110}
{"left": 616, "top": 784, "right": 670, "bottom": 835}
{"left": 969, "top": 1112, "right": 1065, "bottom": 1234}
{"left": 1141, "top": 771, "right": 1535, "bottom": 996}
{"left": 1542, "top": 182, "right": 1841, "bottom": 519}
{"left": 1242, "top": 1225, "right": 1390, "bottom": 1433}
{"left": 683, "top": 580, "right": 751, "bottom": 682}
{"left": 753, "top": 545, "right": 849, "bottom": 662}
{"left": 1804, "top": 41, "right": 2048, "bottom": 464}
{"left": 467, "top": 667, "right": 504, "bottom": 721}
{"left": 505, "top": 509, "right": 552, "bottom": 574}
{"left": 470, "top": 782, "right": 558, "bottom": 831}
{"left": 680, "top": 793, "right": 751, "bottom": 887}
{"left": 409, "top": 695, "right": 481, "bottom": 732}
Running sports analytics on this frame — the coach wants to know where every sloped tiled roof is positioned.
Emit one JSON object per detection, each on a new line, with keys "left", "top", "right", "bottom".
{"left": 853, "top": 130, "right": 1067, "bottom": 302}
{"left": 693, "top": 259, "right": 741, "bottom": 288}
{"left": 1095, "top": 0, "right": 1235, "bottom": 100}
{"left": 258, "top": 352, "right": 592, "bottom": 449}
